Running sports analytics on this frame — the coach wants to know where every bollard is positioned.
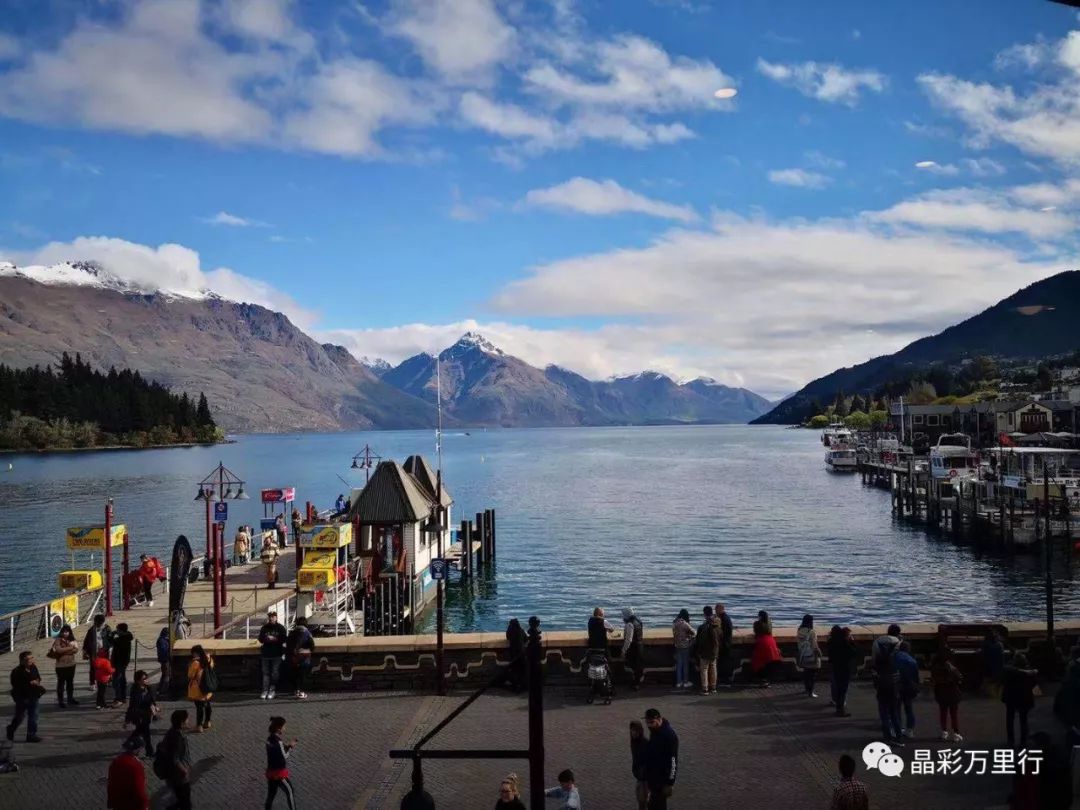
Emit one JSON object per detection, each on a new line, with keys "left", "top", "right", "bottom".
{"left": 527, "top": 616, "right": 545, "bottom": 809}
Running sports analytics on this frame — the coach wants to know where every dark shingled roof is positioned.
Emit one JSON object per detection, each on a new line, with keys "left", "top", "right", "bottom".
{"left": 351, "top": 460, "right": 434, "bottom": 523}
{"left": 403, "top": 454, "right": 452, "bottom": 507}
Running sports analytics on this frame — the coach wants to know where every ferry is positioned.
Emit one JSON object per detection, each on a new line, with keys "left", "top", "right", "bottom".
{"left": 929, "top": 433, "right": 979, "bottom": 481}
{"left": 822, "top": 423, "right": 853, "bottom": 447}
{"left": 825, "top": 445, "right": 858, "bottom": 471}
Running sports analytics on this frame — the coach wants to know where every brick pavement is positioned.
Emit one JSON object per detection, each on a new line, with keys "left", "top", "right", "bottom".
{"left": 1, "top": 669, "right": 1065, "bottom": 809}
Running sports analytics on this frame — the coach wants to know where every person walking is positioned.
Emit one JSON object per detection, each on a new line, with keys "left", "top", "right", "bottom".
{"left": 496, "top": 773, "right": 527, "bottom": 809}
{"left": 931, "top": 647, "right": 963, "bottom": 743}
{"left": 265, "top": 715, "right": 298, "bottom": 809}
{"left": 276, "top": 514, "right": 288, "bottom": 548}
{"left": 827, "top": 626, "right": 855, "bottom": 717}
{"left": 895, "top": 640, "right": 920, "bottom": 738}
{"left": 234, "top": 526, "right": 251, "bottom": 566}
{"left": 82, "top": 613, "right": 112, "bottom": 688}
{"left": 621, "top": 607, "right": 644, "bottom": 690}
{"left": 872, "top": 631, "right": 902, "bottom": 742}
{"left": 630, "top": 720, "right": 649, "bottom": 810}
{"left": 124, "top": 670, "right": 159, "bottom": 757}
{"left": 261, "top": 534, "right": 281, "bottom": 588}
{"left": 981, "top": 629, "right": 1006, "bottom": 698}
{"left": 750, "top": 612, "right": 782, "bottom": 688}
{"left": 259, "top": 610, "right": 287, "bottom": 700}
{"left": 49, "top": 624, "right": 80, "bottom": 707}
{"left": 544, "top": 768, "right": 581, "bottom": 809}
{"left": 158, "top": 709, "right": 192, "bottom": 810}
{"left": 156, "top": 627, "right": 171, "bottom": 697}
{"left": 671, "top": 610, "right": 695, "bottom": 689}
{"left": 286, "top": 617, "right": 315, "bottom": 699}
{"left": 644, "top": 708, "right": 678, "bottom": 810}
{"left": 187, "top": 644, "right": 215, "bottom": 732}
{"left": 796, "top": 614, "right": 822, "bottom": 698}
{"left": 714, "top": 603, "right": 734, "bottom": 687}
{"left": 111, "top": 622, "right": 134, "bottom": 706}
{"left": 94, "top": 648, "right": 116, "bottom": 710}
{"left": 6, "top": 651, "right": 44, "bottom": 743}
{"left": 695, "top": 606, "right": 721, "bottom": 695}
{"left": 107, "top": 737, "right": 149, "bottom": 810}
{"left": 829, "top": 754, "right": 869, "bottom": 810}
{"left": 1002, "top": 653, "right": 1039, "bottom": 747}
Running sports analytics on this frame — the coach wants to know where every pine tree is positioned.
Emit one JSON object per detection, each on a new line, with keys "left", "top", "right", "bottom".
{"left": 195, "top": 393, "right": 213, "bottom": 427}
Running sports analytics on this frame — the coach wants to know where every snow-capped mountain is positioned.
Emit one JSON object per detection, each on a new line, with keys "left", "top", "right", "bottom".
{"left": 0, "top": 261, "right": 207, "bottom": 299}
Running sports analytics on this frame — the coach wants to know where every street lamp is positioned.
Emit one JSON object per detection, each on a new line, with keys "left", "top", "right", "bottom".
{"left": 194, "top": 461, "right": 247, "bottom": 636}
{"left": 351, "top": 444, "right": 382, "bottom": 484}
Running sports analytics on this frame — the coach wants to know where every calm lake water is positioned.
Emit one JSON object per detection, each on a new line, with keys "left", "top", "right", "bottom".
{"left": 1, "top": 425, "right": 1075, "bottom": 632}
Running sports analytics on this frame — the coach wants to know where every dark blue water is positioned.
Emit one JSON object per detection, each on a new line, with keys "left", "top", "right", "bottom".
{"left": 1, "top": 426, "right": 1075, "bottom": 631}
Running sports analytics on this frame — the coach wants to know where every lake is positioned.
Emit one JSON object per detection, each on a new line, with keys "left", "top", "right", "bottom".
{"left": 1, "top": 425, "right": 1075, "bottom": 632}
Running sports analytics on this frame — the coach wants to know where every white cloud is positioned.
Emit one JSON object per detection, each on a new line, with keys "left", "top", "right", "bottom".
{"left": 961, "top": 157, "right": 1006, "bottom": 177}
{"left": 994, "top": 40, "right": 1053, "bottom": 71}
{"left": 522, "top": 178, "right": 699, "bottom": 223}
{"left": 204, "top": 210, "right": 268, "bottom": 227}
{"left": 459, "top": 92, "right": 556, "bottom": 142}
{"left": 385, "top": 0, "right": 516, "bottom": 85}
{"left": 767, "top": 168, "right": 831, "bottom": 189}
{"left": 914, "top": 160, "right": 959, "bottom": 175}
{"left": 805, "top": 151, "right": 846, "bottom": 170}
{"left": 866, "top": 189, "right": 1074, "bottom": 238}
{"left": 3, "top": 235, "right": 318, "bottom": 328}
{"left": 1008, "top": 178, "right": 1080, "bottom": 207}
{"left": 0, "top": 33, "right": 21, "bottom": 60}
{"left": 756, "top": 58, "right": 886, "bottom": 105}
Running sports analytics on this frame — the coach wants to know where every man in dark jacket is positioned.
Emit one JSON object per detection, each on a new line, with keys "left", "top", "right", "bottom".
{"left": 6, "top": 651, "right": 43, "bottom": 743}
{"left": 696, "top": 606, "right": 722, "bottom": 694}
{"left": 259, "top": 610, "right": 287, "bottom": 700}
{"left": 111, "top": 623, "right": 134, "bottom": 705}
{"left": 644, "top": 708, "right": 678, "bottom": 810}
{"left": 714, "top": 603, "right": 735, "bottom": 687}
{"left": 155, "top": 628, "right": 171, "bottom": 697}
{"left": 587, "top": 608, "right": 613, "bottom": 651}
{"left": 82, "top": 614, "right": 112, "bottom": 687}
{"left": 160, "top": 709, "right": 192, "bottom": 810}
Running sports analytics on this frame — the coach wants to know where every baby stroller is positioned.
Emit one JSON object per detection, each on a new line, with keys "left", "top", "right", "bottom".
{"left": 585, "top": 649, "right": 613, "bottom": 705}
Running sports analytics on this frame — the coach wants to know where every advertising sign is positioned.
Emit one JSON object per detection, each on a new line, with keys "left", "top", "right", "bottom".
{"left": 66, "top": 525, "right": 126, "bottom": 550}
{"left": 300, "top": 523, "right": 353, "bottom": 549}
{"left": 261, "top": 487, "right": 296, "bottom": 503}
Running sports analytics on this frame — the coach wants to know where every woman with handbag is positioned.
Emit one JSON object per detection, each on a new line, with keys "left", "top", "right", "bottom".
{"left": 186, "top": 645, "right": 215, "bottom": 732}
{"left": 49, "top": 624, "right": 80, "bottom": 707}
{"left": 796, "top": 614, "right": 822, "bottom": 698}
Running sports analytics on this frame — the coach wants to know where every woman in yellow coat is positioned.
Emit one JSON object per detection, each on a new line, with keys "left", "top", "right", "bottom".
{"left": 187, "top": 644, "right": 215, "bottom": 732}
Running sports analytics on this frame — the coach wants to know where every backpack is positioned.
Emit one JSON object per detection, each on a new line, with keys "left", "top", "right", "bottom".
{"left": 152, "top": 744, "right": 171, "bottom": 779}
{"left": 200, "top": 662, "right": 220, "bottom": 693}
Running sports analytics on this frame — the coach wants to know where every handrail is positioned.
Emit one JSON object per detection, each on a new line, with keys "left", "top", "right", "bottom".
{"left": 0, "top": 586, "right": 99, "bottom": 625}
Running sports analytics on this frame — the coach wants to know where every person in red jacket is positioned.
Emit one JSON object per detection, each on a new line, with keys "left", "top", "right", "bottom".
{"left": 107, "top": 737, "right": 149, "bottom": 810}
{"left": 93, "top": 648, "right": 115, "bottom": 709}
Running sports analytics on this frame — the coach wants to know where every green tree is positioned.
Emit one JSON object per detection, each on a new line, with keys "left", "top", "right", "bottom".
{"left": 808, "top": 414, "right": 830, "bottom": 428}
{"left": 845, "top": 411, "right": 871, "bottom": 430}
{"left": 869, "top": 410, "right": 889, "bottom": 430}
{"left": 195, "top": 393, "right": 214, "bottom": 428}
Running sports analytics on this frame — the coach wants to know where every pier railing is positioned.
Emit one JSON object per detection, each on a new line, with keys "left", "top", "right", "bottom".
{"left": 0, "top": 588, "right": 102, "bottom": 657}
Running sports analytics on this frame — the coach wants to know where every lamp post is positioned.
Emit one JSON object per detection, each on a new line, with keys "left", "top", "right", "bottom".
{"left": 1043, "top": 458, "right": 1054, "bottom": 647}
{"left": 351, "top": 444, "right": 382, "bottom": 484}
{"left": 193, "top": 462, "right": 249, "bottom": 635}
{"left": 424, "top": 357, "right": 447, "bottom": 697}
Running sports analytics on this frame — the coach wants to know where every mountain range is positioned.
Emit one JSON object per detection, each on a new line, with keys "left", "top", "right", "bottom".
{"left": 0, "top": 261, "right": 771, "bottom": 431}
{"left": 754, "top": 269, "right": 1080, "bottom": 424}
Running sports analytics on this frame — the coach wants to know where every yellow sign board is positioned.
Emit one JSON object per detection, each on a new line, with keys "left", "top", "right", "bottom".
{"left": 297, "top": 567, "right": 337, "bottom": 591}
{"left": 300, "top": 523, "right": 352, "bottom": 549}
{"left": 300, "top": 551, "right": 337, "bottom": 569}
{"left": 66, "top": 525, "right": 126, "bottom": 550}
{"left": 58, "top": 570, "right": 103, "bottom": 590}
{"left": 49, "top": 595, "right": 80, "bottom": 628}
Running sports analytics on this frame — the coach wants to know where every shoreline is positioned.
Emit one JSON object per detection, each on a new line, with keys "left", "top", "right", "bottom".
{"left": 0, "top": 438, "right": 234, "bottom": 456}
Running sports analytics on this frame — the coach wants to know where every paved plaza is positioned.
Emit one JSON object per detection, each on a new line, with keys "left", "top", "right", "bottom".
{"left": 0, "top": 661, "right": 1064, "bottom": 809}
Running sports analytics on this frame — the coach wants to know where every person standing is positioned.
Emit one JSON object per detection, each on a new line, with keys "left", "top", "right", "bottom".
{"left": 275, "top": 514, "right": 288, "bottom": 548}
{"left": 829, "top": 754, "right": 869, "bottom": 810}
{"left": 630, "top": 720, "right": 649, "bottom": 810}
{"left": 265, "top": 715, "right": 298, "bottom": 809}
{"left": 504, "top": 618, "right": 527, "bottom": 692}
{"left": 187, "top": 644, "right": 215, "bottom": 732}
{"left": 291, "top": 509, "right": 303, "bottom": 547}
{"left": 695, "top": 606, "right": 721, "bottom": 695}
{"left": 94, "top": 648, "right": 116, "bottom": 710}
{"left": 671, "top": 610, "right": 695, "bottom": 689}
{"left": 82, "top": 613, "right": 112, "bottom": 688}
{"left": 796, "top": 614, "right": 822, "bottom": 698}
{"left": 826, "top": 626, "right": 855, "bottom": 717}
{"left": 259, "top": 610, "right": 287, "bottom": 700}
{"left": 124, "top": 670, "right": 159, "bottom": 757}
{"left": 49, "top": 624, "right": 80, "bottom": 707}
{"left": 544, "top": 769, "right": 581, "bottom": 809}
{"left": 931, "top": 648, "right": 963, "bottom": 743}
{"left": 895, "top": 641, "right": 920, "bottom": 738}
{"left": 156, "top": 628, "right": 171, "bottom": 697}
{"left": 621, "top": 607, "right": 644, "bottom": 691}
{"left": 107, "top": 737, "right": 149, "bottom": 810}
{"left": 137, "top": 555, "right": 158, "bottom": 607}
{"left": 981, "top": 629, "right": 1006, "bottom": 698}
{"left": 587, "top": 607, "right": 613, "bottom": 652}
{"left": 160, "top": 709, "right": 192, "bottom": 810}
{"left": 286, "top": 618, "right": 315, "bottom": 699}
{"left": 234, "top": 526, "right": 251, "bottom": 566}
{"left": 872, "top": 627, "right": 903, "bottom": 742}
{"left": 496, "top": 773, "right": 527, "bottom": 809}
{"left": 261, "top": 535, "right": 280, "bottom": 589}
{"left": 644, "top": 708, "right": 678, "bottom": 810}
{"left": 6, "top": 651, "right": 44, "bottom": 743}
{"left": 1002, "top": 653, "right": 1039, "bottom": 747}
{"left": 714, "top": 603, "right": 734, "bottom": 687}
{"left": 111, "top": 622, "right": 134, "bottom": 706}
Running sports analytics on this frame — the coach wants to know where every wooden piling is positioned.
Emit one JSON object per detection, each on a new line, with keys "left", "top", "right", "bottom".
{"left": 459, "top": 519, "right": 470, "bottom": 580}
{"left": 489, "top": 508, "right": 496, "bottom": 560}
{"left": 483, "top": 509, "right": 493, "bottom": 562}
{"left": 476, "top": 511, "right": 487, "bottom": 565}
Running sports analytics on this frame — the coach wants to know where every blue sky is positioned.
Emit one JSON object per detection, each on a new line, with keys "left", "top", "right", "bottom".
{"left": 1, "top": 0, "right": 1079, "bottom": 398}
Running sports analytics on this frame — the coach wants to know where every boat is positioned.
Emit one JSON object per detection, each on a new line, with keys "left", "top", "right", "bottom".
{"left": 822, "top": 423, "right": 853, "bottom": 447}
{"left": 929, "top": 433, "right": 979, "bottom": 481}
{"left": 825, "top": 445, "right": 858, "bottom": 471}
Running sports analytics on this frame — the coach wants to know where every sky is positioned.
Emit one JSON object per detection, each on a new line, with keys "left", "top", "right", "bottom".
{"left": 1, "top": 0, "right": 1079, "bottom": 399}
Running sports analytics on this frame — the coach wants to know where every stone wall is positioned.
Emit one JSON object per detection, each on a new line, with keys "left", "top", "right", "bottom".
{"left": 171, "top": 620, "right": 1080, "bottom": 694}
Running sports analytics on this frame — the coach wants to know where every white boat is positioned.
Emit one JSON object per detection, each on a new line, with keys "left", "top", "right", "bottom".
{"left": 822, "top": 423, "right": 853, "bottom": 447}
{"left": 825, "top": 446, "right": 858, "bottom": 471}
{"left": 929, "top": 433, "right": 979, "bottom": 481}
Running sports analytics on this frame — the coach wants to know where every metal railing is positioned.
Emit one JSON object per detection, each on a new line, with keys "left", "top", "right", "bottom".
{"left": 0, "top": 588, "right": 101, "bottom": 657}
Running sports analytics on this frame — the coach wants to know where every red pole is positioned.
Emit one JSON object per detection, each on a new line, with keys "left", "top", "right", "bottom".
{"left": 212, "top": 523, "right": 222, "bottom": 636}
{"left": 219, "top": 521, "right": 228, "bottom": 607}
{"left": 205, "top": 494, "right": 212, "bottom": 566}
{"left": 121, "top": 529, "right": 130, "bottom": 610}
{"left": 104, "top": 501, "right": 114, "bottom": 617}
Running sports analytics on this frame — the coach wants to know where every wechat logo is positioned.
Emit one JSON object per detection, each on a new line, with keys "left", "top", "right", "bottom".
{"left": 863, "top": 742, "right": 905, "bottom": 778}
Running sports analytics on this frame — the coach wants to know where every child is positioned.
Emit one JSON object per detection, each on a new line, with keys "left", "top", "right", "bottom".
{"left": 630, "top": 721, "right": 648, "bottom": 810}
{"left": 265, "top": 716, "right": 298, "bottom": 809}
{"left": 125, "top": 669, "right": 160, "bottom": 757}
{"left": 544, "top": 768, "right": 581, "bottom": 810}
{"left": 93, "top": 648, "right": 115, "bottom": 709}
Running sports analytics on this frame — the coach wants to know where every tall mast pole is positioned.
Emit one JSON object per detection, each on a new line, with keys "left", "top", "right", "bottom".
{"left": 435, "top": 356, "right": 446, "bottom": 696}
